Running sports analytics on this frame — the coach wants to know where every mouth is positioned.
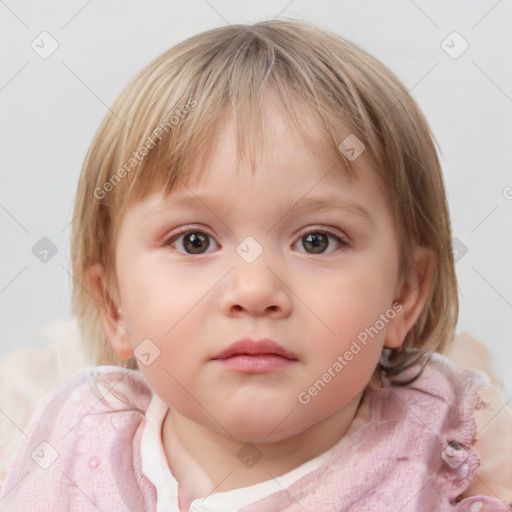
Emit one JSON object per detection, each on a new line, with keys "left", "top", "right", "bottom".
{"left": 211, "top": 338, "right": 299, "bottom": 372}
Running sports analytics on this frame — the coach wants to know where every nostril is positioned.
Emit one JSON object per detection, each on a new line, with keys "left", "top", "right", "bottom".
{"left": 230, "top": 304, "right": 278, "bottom": 313}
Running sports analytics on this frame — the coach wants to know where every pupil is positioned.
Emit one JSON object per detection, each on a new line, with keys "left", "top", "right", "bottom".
{"left": 304, "top": 233, "right": 327, "bottom": 253}
{"left": 185, "top": 232, "right": 209, "bottom": 253}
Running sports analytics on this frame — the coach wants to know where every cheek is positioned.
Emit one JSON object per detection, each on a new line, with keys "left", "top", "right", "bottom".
{"left": 118, "top": 261, "right": 204, "bottom": 337}
{"left": 123, "top": 302, "right": 206, "bottom": 417}
{"left": 315, "top": 260, "right": 397, "bottom": 327}
{"left": 303, "top": 257, "right": 398, "bottom": 371}
{"left": 117, "top": 262, "right": 209, "bottom": 370}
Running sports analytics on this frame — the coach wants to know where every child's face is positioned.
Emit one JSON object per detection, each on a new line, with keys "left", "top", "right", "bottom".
{"left": 107, "top": 102, "right": 413, "bottom": 443}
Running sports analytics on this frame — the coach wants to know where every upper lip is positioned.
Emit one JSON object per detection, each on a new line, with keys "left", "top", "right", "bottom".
{"left": 212, "top": 338, "right": 298, "bottom": 360}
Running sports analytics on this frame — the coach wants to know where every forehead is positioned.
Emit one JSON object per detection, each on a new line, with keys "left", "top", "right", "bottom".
{"left": 138, "top": 109, "right": 389, "bottom": 233}
{"left": 116, "top": 90, "right": 391, "bottom": 234}
{"left": 184, "top": 93, "right": 360, "bottom": 187}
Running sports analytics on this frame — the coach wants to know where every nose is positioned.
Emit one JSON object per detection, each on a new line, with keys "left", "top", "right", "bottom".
{"left": 220, "top": 254, "right": 292, "bottom": 318}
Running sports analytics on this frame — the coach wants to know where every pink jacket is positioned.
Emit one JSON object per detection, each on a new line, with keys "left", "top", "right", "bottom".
{"left": 0, "top": 353, "right": 510, "bottom": 511}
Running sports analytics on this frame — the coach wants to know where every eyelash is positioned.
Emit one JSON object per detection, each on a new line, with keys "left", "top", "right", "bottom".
{"left": 296, "top": 227, "right": 348, "bottom": 253}
{"left": 164, "top": 226, "right": 348, "bottom": 255}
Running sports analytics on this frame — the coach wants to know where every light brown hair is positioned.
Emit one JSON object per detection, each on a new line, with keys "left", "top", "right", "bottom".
{"left": 71, "top": 19, "right": 458, "bottom": 383}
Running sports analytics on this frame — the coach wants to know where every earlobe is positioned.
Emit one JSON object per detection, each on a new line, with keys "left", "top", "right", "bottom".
{"left": 86, "top": 264, "right": 134, "bottom": 360}
{"left": 384, "top": 246, "right": 435, "bottom": 349}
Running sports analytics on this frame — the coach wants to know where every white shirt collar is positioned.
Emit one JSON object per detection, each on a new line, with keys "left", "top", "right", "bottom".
{"left": 141, "top": 392, "right": 347, "bottom": 512}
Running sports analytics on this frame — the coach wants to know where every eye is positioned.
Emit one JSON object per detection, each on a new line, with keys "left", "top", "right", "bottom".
{"left": 165, "top": 229, "right": 219, "bottom": 255}
{"left": 294, "top": 228, "right": 347, "bottom": 255}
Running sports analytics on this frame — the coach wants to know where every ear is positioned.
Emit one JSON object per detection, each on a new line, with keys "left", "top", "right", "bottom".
{"left": 384, "top": 246, "right": 435, "bottom": 349}
{"left": 86, "top": 264, "right": 134, "bottom": 360}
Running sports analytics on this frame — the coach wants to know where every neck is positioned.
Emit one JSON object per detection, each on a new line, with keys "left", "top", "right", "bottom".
{"left": 161, "top": 390, "right": 367, "bottom": 508}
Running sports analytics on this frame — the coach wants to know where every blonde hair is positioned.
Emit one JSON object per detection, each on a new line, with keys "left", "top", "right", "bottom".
{"left": 71, "top": 19, "right": 458, "bottom": 382}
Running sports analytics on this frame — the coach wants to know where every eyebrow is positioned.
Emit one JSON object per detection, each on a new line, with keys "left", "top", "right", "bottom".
{"left": 277, "top": 196, "right": 374, "bottom": 226}
{"left": 155, "top": 194, "right": 373, "bottom": 226}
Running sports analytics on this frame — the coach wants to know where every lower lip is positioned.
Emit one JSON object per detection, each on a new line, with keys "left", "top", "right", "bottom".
{"left": 213, "top": 354, "right": 297, "bottom": 372}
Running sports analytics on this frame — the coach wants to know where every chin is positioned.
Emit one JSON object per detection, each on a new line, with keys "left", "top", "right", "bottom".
{"left": 222, "top": 409, "right": 306, "bottom": 444}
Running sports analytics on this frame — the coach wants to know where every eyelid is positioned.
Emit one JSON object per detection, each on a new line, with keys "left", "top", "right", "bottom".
{"left": 164, "top": 225, "right": 220, "bottom": 253}
{"left": 164, "top": 224, "right": 214, "bottom": 240}
{"left": 292, "top": 225, "right": 349, "bottom": 254}
{"left": 297, "top": 226, "right": 348, "bottom": 244}
{"left": 162, "top": 225, "right": 348, "bottom": 255}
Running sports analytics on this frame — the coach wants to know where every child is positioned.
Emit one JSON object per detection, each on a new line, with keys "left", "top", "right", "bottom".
{"left": 1, "top": 19, "right": 510, "bottom": 511}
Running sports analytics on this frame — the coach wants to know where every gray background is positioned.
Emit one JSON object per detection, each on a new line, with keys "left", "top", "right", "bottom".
{"left": 1, "top": 1, "right": 511, "bottom": 397}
